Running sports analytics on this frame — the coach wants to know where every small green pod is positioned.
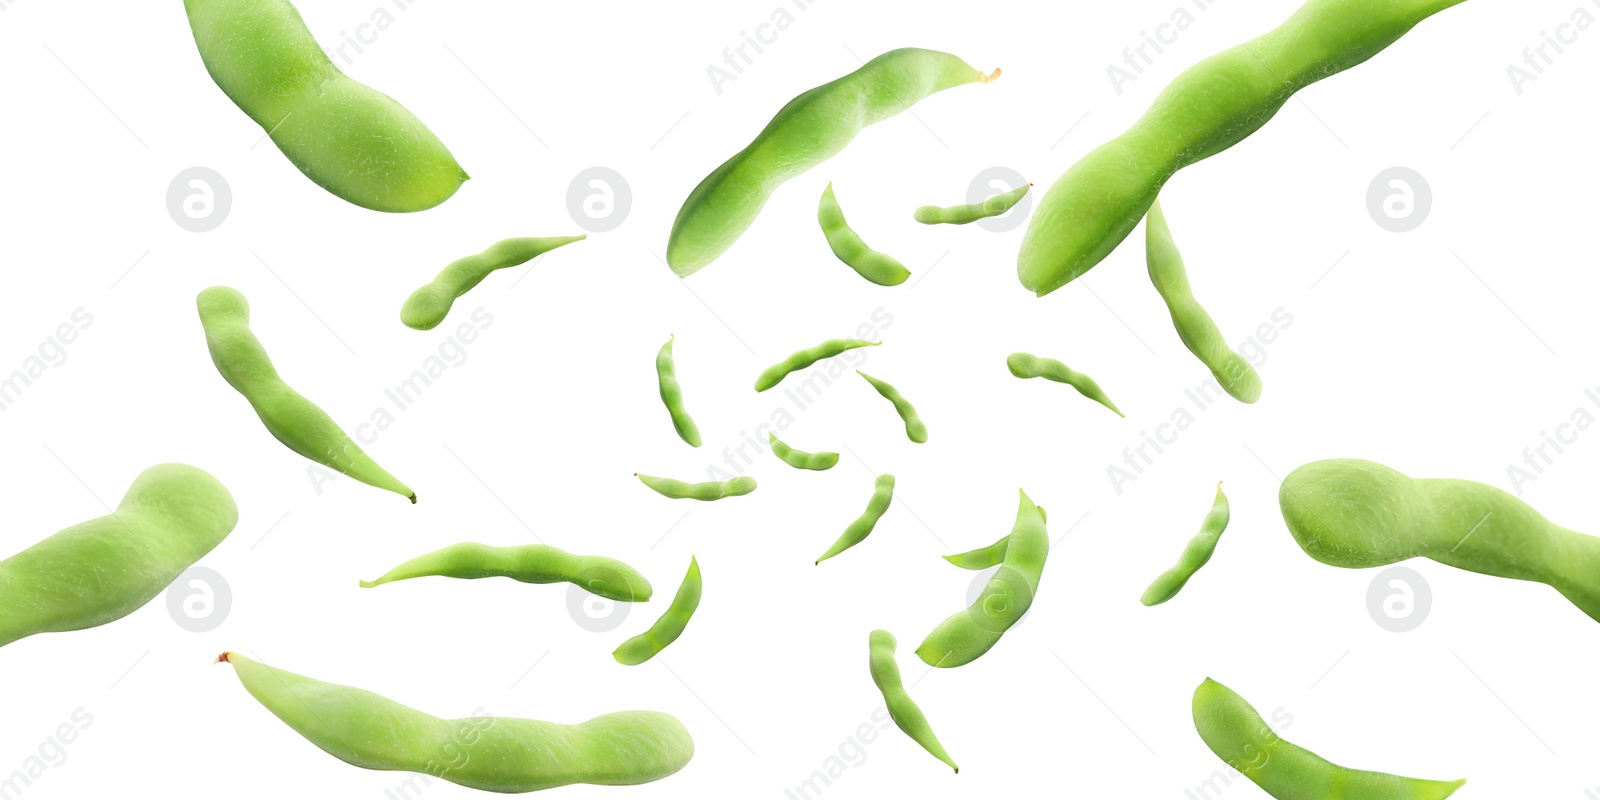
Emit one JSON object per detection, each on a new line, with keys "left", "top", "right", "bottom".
{"left": 0, "top": 465, "right": 238, "bottom": 650}
{"left": 636, "top": 474, "right": 756, "bottom": 501}
{"left": 360, "top": 543, "right": 652, "bottom": 602}
{"left": 818, "top": 183, "right": 911, "bottom": 286}
{"left": 917, "top": 490, "right": 1048, "bottom": 668}
{"left": 656, "top": 335, "right": 702, "bottom": 448}
{"left": 816, "top": 475, "right": 895, "bottom": 564}
{"left": 914, "top": 183, "right": 1031, "bottom": 225}
{"left": 1006, "top": 352, "right": 1124, "bottom": 417}
{"left": 219, "top": 652, "right": 694, "bottom": 791}
{"left": 1142, "top": 483, "right": 1230, "bottom": 606}
{"left": 198, "top": 286, "right": 415, "bottom": 502}
{"left": 856, "top": 370, "right": 928, "bottom": 444}
{"left": 1193, "top": 678, "right": 1465, "bottom": 799}
{"left": 184, "top": 0, "right": 467, "bottom": 212}
{"left": 401, "top": 236, "right": 585, "bottom": 330}
{"left": 615, "top": 557, "right": 702, "bottom": 666}
{"left": 941, "top": 508, "right": 1046, "bottom": 570}
{"left": 754, "top": 339, "right": 880, "bottom": 392}
{"left": 868, "top": 630, "right": 958, "bottom": 772}
{"left": 768, "top": 432, "right": 838, "bottom": 471}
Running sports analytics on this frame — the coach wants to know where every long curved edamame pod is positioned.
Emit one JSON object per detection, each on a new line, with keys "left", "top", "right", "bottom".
{"left": 917, "top": 490, "right": 1048, "bottom": 667}
{"left": 1280, "top": 458, "right": 1600, "bottom": 622}
{"left": 615, "top": 557, "right": 702, "bottom": 666}
{"left": 768, "top": 432, "right": 838, "bottom": 471}
{"left": 914, "top": 183, "right": 1030, "bottom": 225}
{"left": 359, "top": 543, "right": 652, "bottom": 602}
{"left": 816, "top": 475, "right": 895, "bottom": 564}
{"left": 1018, "top": 0, "right": 1471, "bottom": 296}
{"left": 657, "top": 335, "right": 702, "bottom": 448}
{"left": 668, "top": 49, "right": 998, "bottom": 277}
{"left": 184, "top": 0, "right": 467, "bottom": 212}
{"left": 868, "top": 630, "right": 958, "bottom": 772}
{"left": 857, "top": 370, "right": 928, "bottom": 444}
{"left": 198, "top": 287, "right": 415, "bottom": 502}
{"left": 818, "top": 183, "right": 910, "bottom": 286}
{"left": 636, "top": 474, "right": 756, "bottom": 502}
{"left": 218, "top": 652, "right": 694, "bottom": 791}
{"left": 940, "top": 508, "right": 1046, "bottom": 570}
{"left": 1145, "top": 199, "right": 1262, "bottom": 403}
{"left": 0, "top": 465, "right": 238, "bottom": 649}
{"left": 401, "top": 236, "right": 585, "bottom": 331}
{"left": 1142, "top": 483, "right": 1229, "bottom": 606}
{"left": 755, "top": 339, "right": 880, "bottom": 392}
{"left": 1193, "top": 678, "right": 1465, "bottom": 799}
{"left": 1006, "top": 352, "right": 1124, "bottom": 417}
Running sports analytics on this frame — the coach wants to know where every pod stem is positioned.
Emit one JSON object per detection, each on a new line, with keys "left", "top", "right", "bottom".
{"left": 981, "top": 67, "right": 1002, "bottom": 83}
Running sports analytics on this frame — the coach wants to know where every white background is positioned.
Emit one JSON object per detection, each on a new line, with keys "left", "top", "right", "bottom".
{"left": 1, "top": 0, "right": 1597, "bottom": 797}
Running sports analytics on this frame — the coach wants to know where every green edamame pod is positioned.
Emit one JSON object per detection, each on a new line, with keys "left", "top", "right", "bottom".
{"left": 668, "top": 48, "right": 998, "bottom": 277}
{"left": 917, "top": 490, "right": 1048, "bottom": 668}
{"left": 1141, "top": 483, "right": 1229, "bottom": 606}
{"left": 184, "top": 0, "right": 467, "bottom": 212}
{"left": 1280, "top": 458, "right": 1600, "bottom": 622}
{"left": 1019, "top": 0, "right": 1471, "bottom": 295}
{"left": 755, "top": 339, "right": 880, "bottom": 392}
{"left": 941, "top": 509, "right": 1046, "bottom": 570}
{"left": 636, "top": 474, "right": 756, "bottom": 502}
{"left": 818, "top": 183, "right": 911, "bottom": 286}
{"left": 198, "top": 287, "right": 415, "bottom": 502}
{"left": 914, "top": 183, "right": 1030, "bottom": 225}
{"left": 768, "top": 432, "right": 838, "bottom": 471}
{"left": 401, "top": 236, "right": 585, "bottom": 331}
{"left": 816, "top": 475, "right": 895, "bottom": 564}
{"left": 1145, "top": 199, "right": 1262, "bottom": 403}
{"left": 219, "top": 652, "right": 694, "bottom": 791}
{"left": 0, "top": 465, "right": 237, "bottom": 650}
{"left": 1193, "top": 678, "right": 1465, "bottom": 799}
{"left": 868, "top": 630, "right": 958, "bottom": 772}
{"left": 615, "top": 557, "right": 702, "bottom": 666}
{"left": 656, "top": 335, "right": 702, "bottom": 448}
{"left": 360, "top": 543, "right": 652, "bottom": 602}
{"left": 857, "top": 370, "right": 928, "bottom": 444}
{"left": 1006, "top": 352, "right": 1124, "bottom": 417}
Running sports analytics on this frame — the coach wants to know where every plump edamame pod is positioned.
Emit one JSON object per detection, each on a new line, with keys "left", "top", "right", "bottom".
{"left": 0, "top": 465, "right": 237, "bottom": 650}
{"left": 360, "top": 543, "right": 652, "bottom": 602}
{"left": 1142, "top": 483, "right": 1229, "bottom": 606}
{"left": 184, "top": 0, "right": 467, "bottom": 212}
{"left": 1006, "top": 352, "right": 1124, "bottom": 417}
{"left": 615, "top": 557, "right": 702, "bottom": 666}
{"left": 656, "top": 335, "right": 702, "bottom": 448}
{"left": 768, "top": 432, "right": 838, "bottom": 471}
{"left": 818, "top": 183, "right": 911, "bottom": 286}
{"left": 868, "top": 630, "right": 958, "bottom": 772}
{"left": 1145, "top": 199, "right": 1262, "bottom": 403}
{"left": 917, "top": 490, "right": 1048, "bottom": 667}
{"left": 1018, "top": 0, "right": 1471, "bottom": 296}
{"left": 667, "top": 48, "right": 998, "bottom": 277}
{"left": 401, "top": 236, "right": 585, "bottom": 330}
{"left": 636, "top": 474, "right": 756, "bottom": 501}
{"left": 1280, "top": 458, "right": 1600, "bottom": 622}
{"left": 755, "top": 339, "right": 880, "bottom": 392}
{"left": 857, "top": 370, "right": 928, "bottom": 444}
{"left": 914, "top": 183, "right": 1031, "bottom": 225}
{"left": 1193, "top": 678, "right": 1465, "bottom": 799}
{"left": 816, "top": 475, "right": 895, "bottom": 564}
{"left": 941, "top": 508, "right": 1046, "bottom": 570}
{"left": 198, "top": 287, "right": 415, "bottom": 502}
{"left": 219, "top": 652, "right": 694, "bottom": 791}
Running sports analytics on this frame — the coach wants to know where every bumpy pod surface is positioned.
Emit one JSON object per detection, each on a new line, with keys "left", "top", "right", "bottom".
{"left": 184, "top": 0, "right": 467, "bottom": 212}
{"left": 817, "top": 475, "right": 895, "bottom": 564}
{"left": 818, "top": 183, "right": 910, "bottom": 286}
{"left": 656, "top": 335, "right": 702, "bottom": 448}
{"left": 917, "top": 490, "right": 1048, "bottom": 667}
{"left": 1142, "top": 483, "right": 1230, "bottom": 606}
{"left": 636, "top": 474, "right": 756, "bottom": 501}
{"left": 360, "top": 542, "right": 652, "bottom": 602}
{"left": 668, "top": 48, "right": 997, "bottom": 276}
{"left": 1006, "top": 352, "right": 1124, "bottom": 417}
{"left": 615, "top": 557, "right": 702, "bottom": 666}
{"left": 401, "top": 236, "right": 584, "bottom": 330}
{"left": 914, "top": 183, "right": 1030, "bottom": 225}
{"left": 768, "top": 432, "right": 838, "bottom": 471}
{"left": 868, "top": 630, "right": 958, "bottom": 772}
{"left": 0, "top": 465, "right": 238, "bottom": 649}
{"left": 856, "top": 371, "right": 928, "bottom": 443}
{"left": 755, "top": 339, "right": 880, "bottom": 392}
